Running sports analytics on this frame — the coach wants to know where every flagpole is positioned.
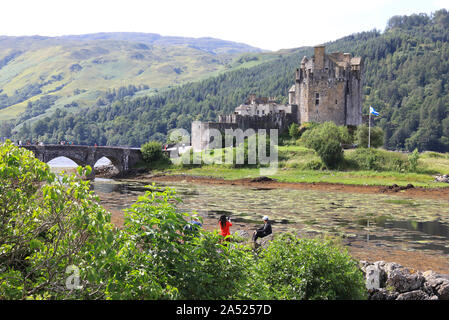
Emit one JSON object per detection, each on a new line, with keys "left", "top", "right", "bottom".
{"left": 368, "top": 110, "right": 371, "bottom": 149}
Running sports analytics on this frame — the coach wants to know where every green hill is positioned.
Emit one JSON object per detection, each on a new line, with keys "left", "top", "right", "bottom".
{"left": 3, "top": 10, "right": 449, "bottom": 153}
{"left": 0, "top": 33, "right": 267, "bottom": 120}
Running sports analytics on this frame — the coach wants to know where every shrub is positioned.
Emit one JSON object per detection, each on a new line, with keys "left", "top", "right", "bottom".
{"left": 346, "top": 148, "right": 384, "bottom": 170}
{"left": 356, "top": 124, "right": 384, "bottom": 148}
{"left": 408, "top": 148, "right": 420, "bottom": 172}
{"left": 0, "top": 141, "right": 172, "bottom": 299}
{"left": 141, "top": 140, "right": 165, "bottom": 163}
{"left": 317, "top": 139, "right": 344, "bottom": 169}
{"left": 302, "top": 159, "right": 324, "bottom": 170}
{"left": 124, "top": 185, "right": 252, "bottom": 299}
{"left": 250, "top": 233, "right": 366, "bottom": 300}
{"left": 301, "top": 122, "right": 344, "bottom": 169}
{"left": 288, "top": 123, "right": 301, "bottom": 139}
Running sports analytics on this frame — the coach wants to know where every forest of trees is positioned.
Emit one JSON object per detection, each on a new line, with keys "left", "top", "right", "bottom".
{"left": 5, "top": 9, "right": 449, "bottom": 152}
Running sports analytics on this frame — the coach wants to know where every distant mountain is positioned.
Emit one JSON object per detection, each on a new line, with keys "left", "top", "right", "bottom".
{"left": 57, "top": 32, "right": 264, "bottom": 55}
{"left": 0, "top": 32, "right": 267, "bottom": 121}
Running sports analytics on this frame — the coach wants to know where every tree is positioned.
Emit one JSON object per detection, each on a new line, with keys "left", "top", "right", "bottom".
{"left": 301, "top": 122, "right": 345, "bottom": 169}
{"left": 141, "top": 140, "right": 166, "bottom": 163}
{"left": 356, "top": 124, "right": 384, "bottom": 149}
{"left": 0, "top": 142, "right": 118, "bottom": 298}
{"left": 0, "top": 121, "right": 13, "bottom": 138}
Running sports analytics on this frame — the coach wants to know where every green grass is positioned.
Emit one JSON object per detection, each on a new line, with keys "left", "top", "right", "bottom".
{"left": 160, "top": 166, "right": 448, "bottom": 187}
{"left": 154, "top": 146, "right": 449, "bottom": 188}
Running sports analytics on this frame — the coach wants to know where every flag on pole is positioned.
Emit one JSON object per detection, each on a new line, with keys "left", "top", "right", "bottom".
{"left": 369, "top": 106, "right": 380, "bottom": 116}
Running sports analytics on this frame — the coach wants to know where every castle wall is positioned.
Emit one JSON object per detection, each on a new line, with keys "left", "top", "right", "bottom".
{"left": 192, "top": 106, "right": 297, "bottom": 151}
{"left": 345, "top": 70, "right": 363, "bottom": 126}
{"left": 301, "top": 75, "right": 346, "bottom": 125}
{"left": 192, "top": 121, "right": 239, "bottom": 152}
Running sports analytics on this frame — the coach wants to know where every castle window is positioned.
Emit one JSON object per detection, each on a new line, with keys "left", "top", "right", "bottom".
{"left": 315, "top": 93, "right": 320, "bottom": 106}
{"left": 335, "top": 99, "right": 338, "bottom": 104}
{"left": 262, "top": 110, "right": 265, "bottom": 115}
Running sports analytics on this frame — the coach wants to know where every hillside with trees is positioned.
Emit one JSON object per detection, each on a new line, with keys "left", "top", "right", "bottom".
{"left": 4, "top": 10, "right": 449, "bottom": 152}
{"left": 0, "top": 32, "right": 268, "bottom": 121}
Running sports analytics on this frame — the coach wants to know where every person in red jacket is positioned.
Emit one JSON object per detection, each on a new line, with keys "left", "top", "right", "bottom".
{"left": 218, "top": 215, "right": 232, "bottom": 242}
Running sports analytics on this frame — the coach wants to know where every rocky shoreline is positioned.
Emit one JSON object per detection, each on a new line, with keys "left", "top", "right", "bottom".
{"left": 361, "top": 261, "right": 449, "bottom": 300}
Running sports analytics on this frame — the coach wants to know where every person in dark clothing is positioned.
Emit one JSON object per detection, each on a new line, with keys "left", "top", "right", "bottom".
{"left": 252, "top": 216, "right": 272, "bottom": 242}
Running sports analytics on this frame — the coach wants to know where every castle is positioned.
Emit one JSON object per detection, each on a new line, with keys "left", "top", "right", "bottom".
{"left": 192, "top": 45, "right": 363, "bottom": 151}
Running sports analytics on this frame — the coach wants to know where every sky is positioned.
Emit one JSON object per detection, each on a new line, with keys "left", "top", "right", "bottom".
{"left": 1, "top": 0, "right": 449, "bottom": 51}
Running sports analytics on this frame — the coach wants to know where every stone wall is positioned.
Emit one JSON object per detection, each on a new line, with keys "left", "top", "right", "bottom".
{"left": 192, "top": 106, "right": 297, "bottom": 151}
{"left": 300, "top": 73, "right": 347, "bottom": 125}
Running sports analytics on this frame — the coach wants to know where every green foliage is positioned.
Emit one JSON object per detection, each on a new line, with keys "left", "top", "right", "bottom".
{"left": 141, "top": 141, "right": 165, "bottom": 163}
{"left": 344, "top": 148, "right": 410, "bottom": 172}
{"left": 123, "top": 185, "right": 253, "bottom": 300}
{"left": 0, "top": 141, "right": 134, "bottom": 299}
{"left": 1, "top": 141, "right": 370, "bottom": 300}
{"left": 288, "top": 123, "right": 301, "bottom": 139}
{"left": 408, "top": 148, "right": 420, "bottom": 172}
{"left": 301, "top": 122, "right": 345, "bottom": 169}
{"left": 356, "top": 124, "right": 384, "bottom": 148}
{"left": 345, "top": 148, "right": 385, "bottom": 170}
{"left": 249, "top": 233, "right": 366, "bottom": 300}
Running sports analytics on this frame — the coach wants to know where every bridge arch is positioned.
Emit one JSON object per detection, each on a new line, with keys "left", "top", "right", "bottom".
{"left": 46, "top": 154, "right": 87, "bottom": 168}
{"left": 22, "top": 145, "right": 143, "bottom": 179}
{"left": 93, "top": 154, "right": 123, "bottom": 172}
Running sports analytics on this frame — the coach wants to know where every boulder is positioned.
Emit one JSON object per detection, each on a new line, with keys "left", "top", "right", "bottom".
{"left": 386, "top": 269, "right": 425, "bottom": 293}
{"left": 362, "top": 261, "right": 447, "bottom": 300}
{"left": 396, "top": 290, "right": 431, "bottom": 300}
{"left": 422, "top": 270, "right": 449, "bottom": 299}
{"left": 258, "top": 233, "right": 274, "bottom": 249}
{"left": 370, "top": 288, "right": 398, "bottom": 300}
{"left": 437, "top": 282, "right": 449, "bottom": 300}
{"left": 434, "top": 174, "right": 449, "bottom": 183}
{"left": 365, "top": 263, "right": 387, "bottom": 290}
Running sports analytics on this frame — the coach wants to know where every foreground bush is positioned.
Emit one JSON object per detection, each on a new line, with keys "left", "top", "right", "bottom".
{"left": 0, "top": 141, "right": 146, "bottom": 299}
{"left": 250, "top": 233, "right": 366, "bottom": 300}
{"left": 1, "top": 141, "right": 368, "bottom": 300}
{"left": 123, "top": 185, "right": 253, "bottom": 299}
{"left": 0, "top": 141, "right": 250, "bottom": 299}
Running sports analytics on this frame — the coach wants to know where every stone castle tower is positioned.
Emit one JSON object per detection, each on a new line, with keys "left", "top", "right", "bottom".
{"left": 289, "top": 45, "right": 363, "bottom": 126}
{"left": 191, "top": 45, "right": 364, "bottom": 151}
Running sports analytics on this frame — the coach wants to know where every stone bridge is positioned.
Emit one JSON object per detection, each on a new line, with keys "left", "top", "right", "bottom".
{"left": 23, "top": 145, "right": 143, "bottom": 178}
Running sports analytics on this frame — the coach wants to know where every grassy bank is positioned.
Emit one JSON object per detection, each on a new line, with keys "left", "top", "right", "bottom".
{"left": 150, "top": 146, "right": 449, "bottom": 188}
